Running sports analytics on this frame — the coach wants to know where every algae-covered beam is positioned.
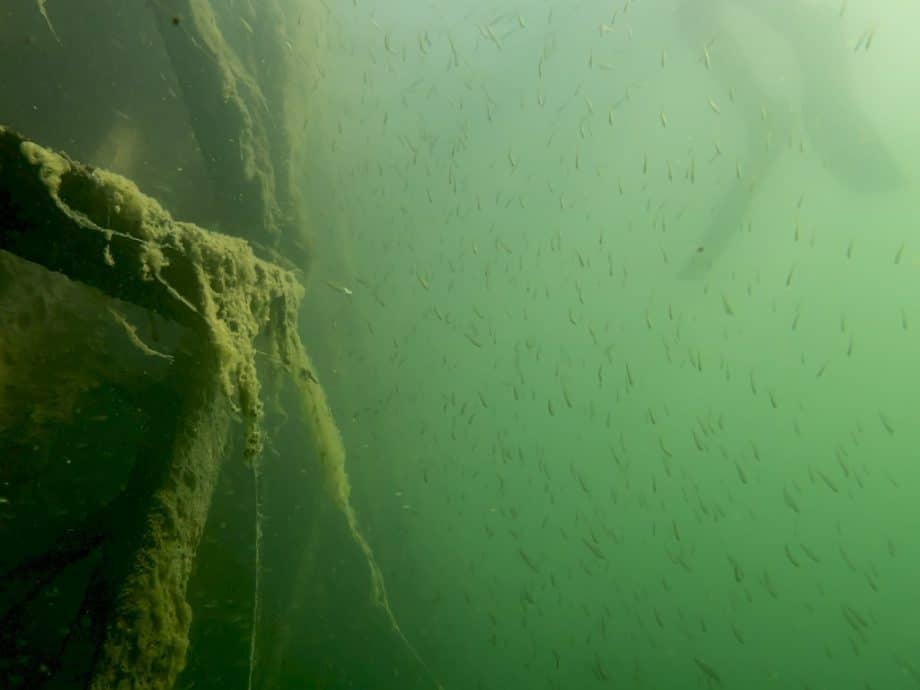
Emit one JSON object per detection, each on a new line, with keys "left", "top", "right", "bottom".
{"left": 87, "top": 341, "right": 231, "bottom": 690}
{"left": 0, "top": 122, "right": 304, "bottom": 687}
{"left": 0, "top": 125, "right": 203, "bottom": 328}
{"left": 148, "top": 0, "right": 311, "bottom": 269}
{"left": 0, "top": 120, "right": 434, "bottom": 688}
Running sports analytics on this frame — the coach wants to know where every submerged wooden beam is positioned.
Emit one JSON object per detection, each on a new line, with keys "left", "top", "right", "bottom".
{"left": 149, "top": 0, "right": 312, "bottom": 269}
{"left": 87, "top": 341, "right": 231, "bottom": 690}
{"left": 0, "top": 125, "right": 204, "bottom": 328}
{"left": 0, "top": 124, "right": 301, "bottom": 689}
{"left": 0, "top": 124, "right": 440, "bottom": 690}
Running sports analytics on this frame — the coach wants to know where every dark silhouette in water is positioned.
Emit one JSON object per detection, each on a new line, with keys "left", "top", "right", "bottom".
{"left": 678, "top": 0, "right": 903, "bottom": 278}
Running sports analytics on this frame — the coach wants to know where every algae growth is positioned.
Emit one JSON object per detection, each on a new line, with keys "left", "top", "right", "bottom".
{"left": 9, "top": 129, "right": 415, "bottom": 689}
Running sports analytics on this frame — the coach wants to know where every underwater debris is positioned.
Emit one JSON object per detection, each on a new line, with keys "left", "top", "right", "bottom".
{"left": 8, "top": 129, "right": 295, "bottom": 690}
{"left": 1, "top": 126, "right": 428, "bottom": 689}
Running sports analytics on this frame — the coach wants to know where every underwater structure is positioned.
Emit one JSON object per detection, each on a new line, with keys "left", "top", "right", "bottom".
{"left": 0, "top": 2, "right": 437, "bottom": 689}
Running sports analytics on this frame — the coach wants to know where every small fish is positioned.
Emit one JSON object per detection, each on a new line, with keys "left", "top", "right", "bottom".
{"left": 694, "top": 657, "right": 722, "bottom": 685}
{"left": 519, "top": 548, "right": 540, "bottom": 574}
{"left": 582, "top": 538, "right": 606, "bottom": 560}
{"left": 879, "top": 412, "right": 895, "bottom": 435}
{"left": 735, "top": 461, "right": 748, "bottom": 484}
{"left": 299, "top": 366, "right": 319, "bottom": 384}
{"left": 324, "top": 280, "right": 353, "bottom": 295}
{"left": 784, "top": 544, "right": 800, "bottom": 567}
{"left": 841, "top": 603, "right": 868, "bottom": 630}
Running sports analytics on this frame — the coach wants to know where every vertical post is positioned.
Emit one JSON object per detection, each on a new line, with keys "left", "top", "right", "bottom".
{"left": 87, "top": 338, "right": 231, "bottom": 690}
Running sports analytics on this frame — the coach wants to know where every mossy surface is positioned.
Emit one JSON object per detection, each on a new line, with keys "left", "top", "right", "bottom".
{"left": 4, "top": 127, "right": 425, "bottom": 689}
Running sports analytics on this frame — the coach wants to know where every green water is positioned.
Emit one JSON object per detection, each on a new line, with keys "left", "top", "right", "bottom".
{"left": 302, "top": 0, "right": 920, "bottom": 688}
{"left": 3, "top": 0, "right": 919, "bottom": 688}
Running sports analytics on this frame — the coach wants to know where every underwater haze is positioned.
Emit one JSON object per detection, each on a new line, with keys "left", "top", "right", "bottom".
{"left": 4, "top": 0, "right": 920, "bottom": 688}
{"left": 303, "top": 0, "right": 920, "bottom": 688}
